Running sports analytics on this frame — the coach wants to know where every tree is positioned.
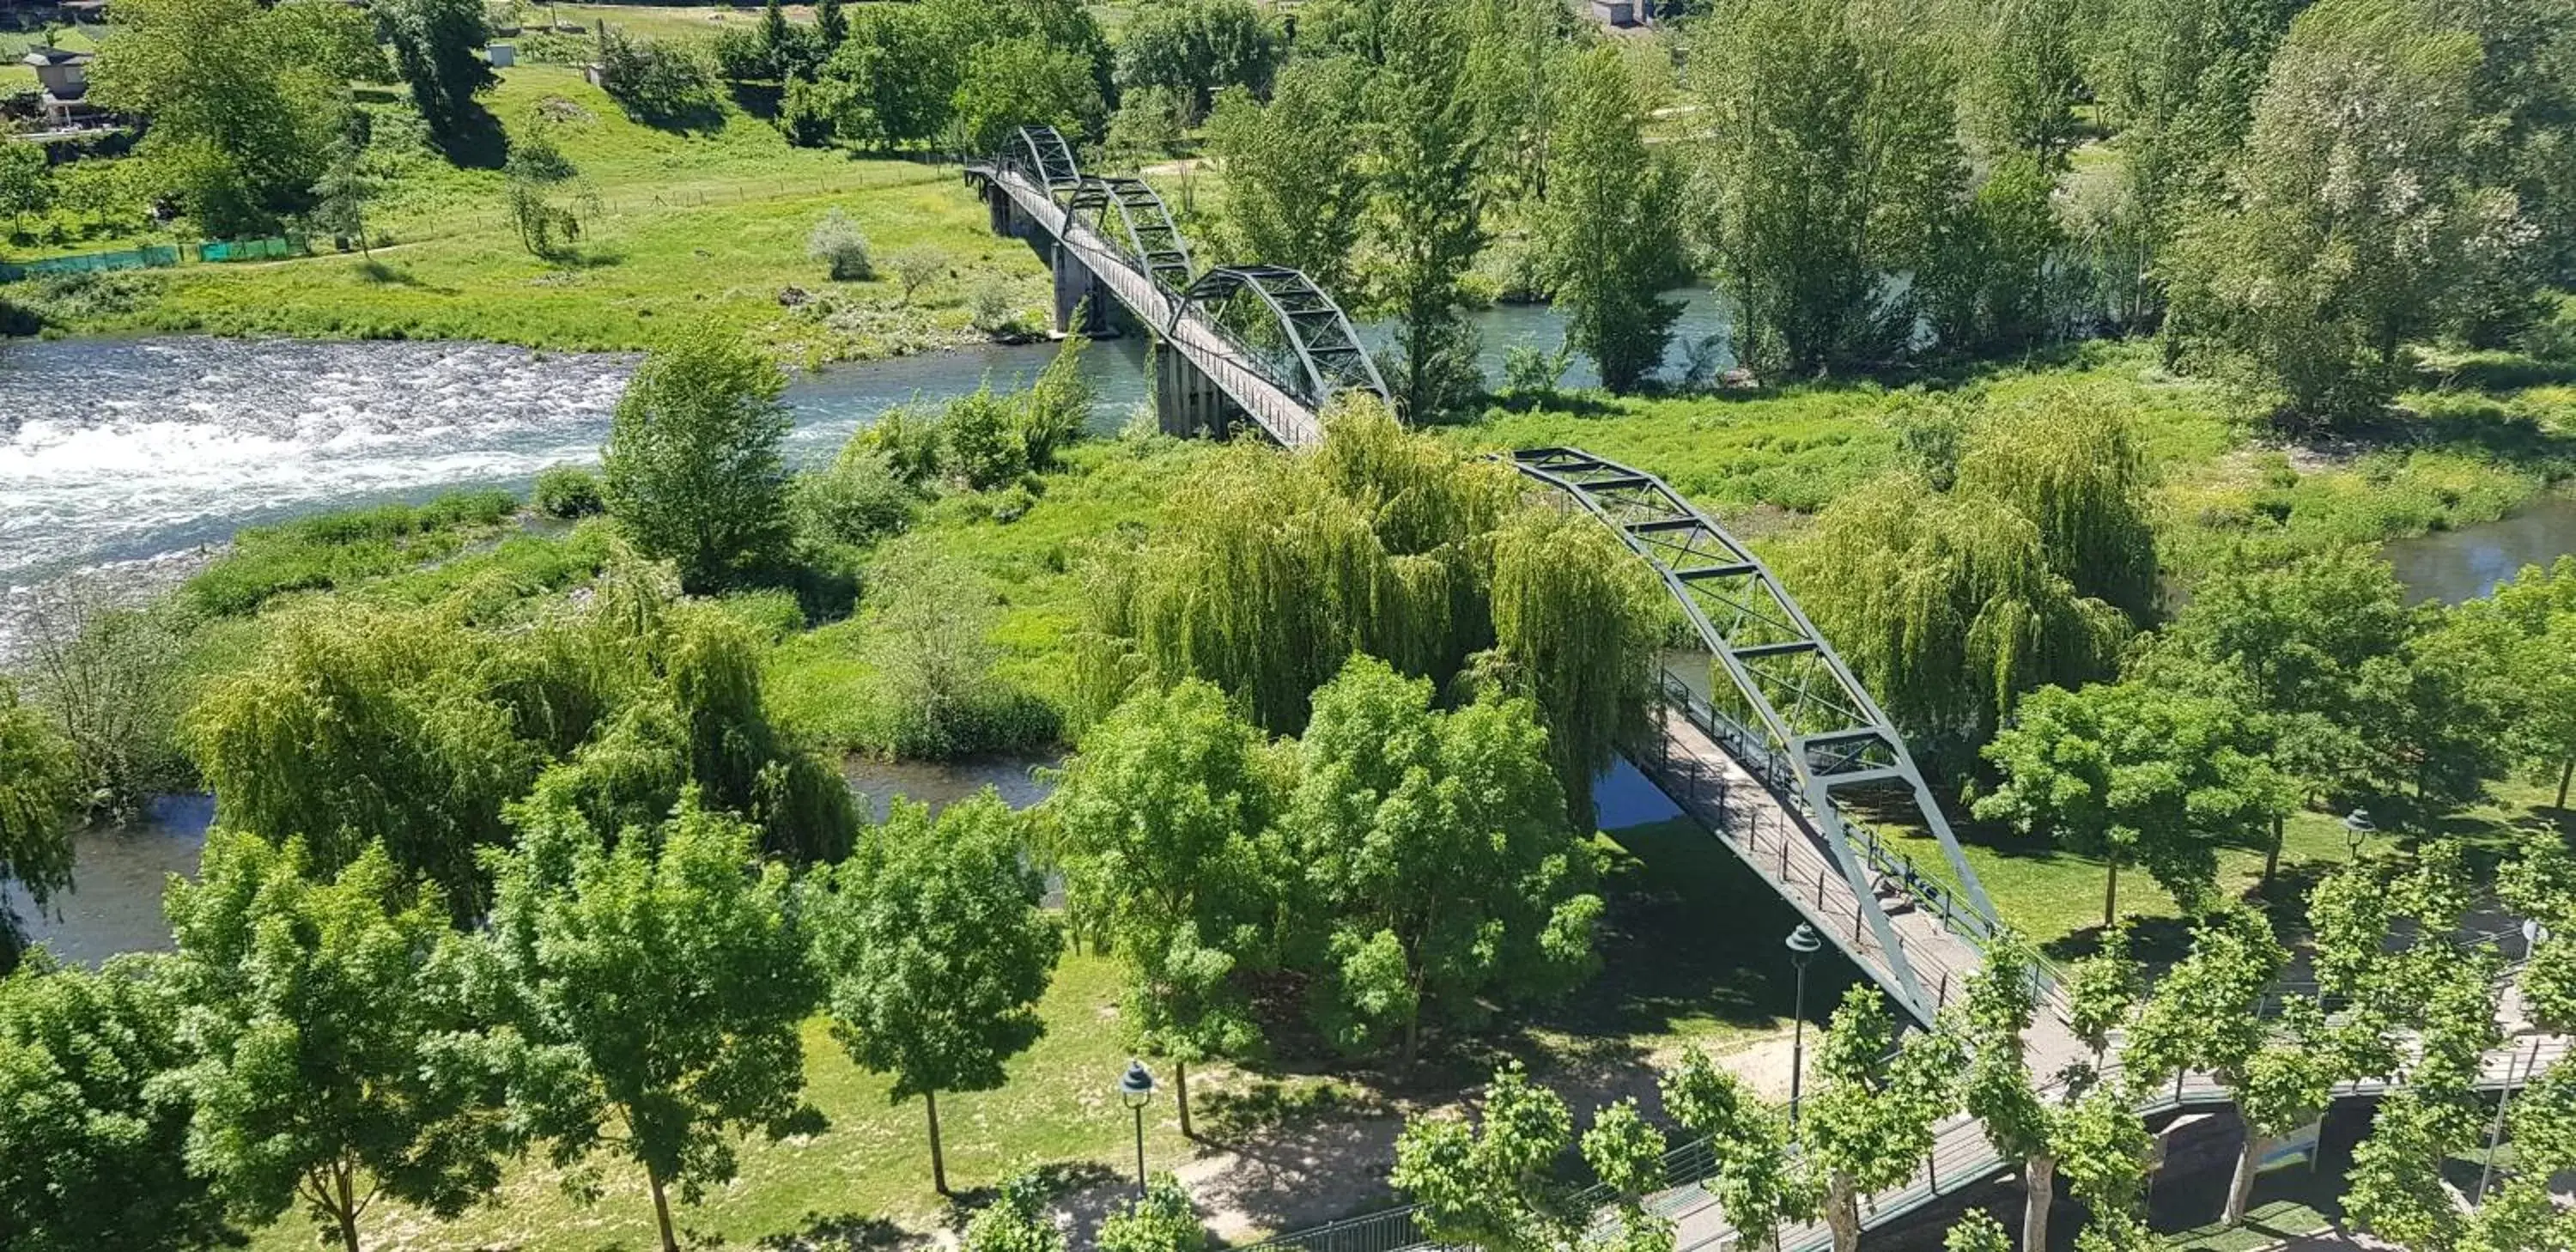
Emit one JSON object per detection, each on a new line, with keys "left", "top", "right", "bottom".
{"left": 1947, "top": 1213, "right": 2013, "bottom": 1252}
{"left": 502, "top": 125, "right": 582, "bottom": 258}
{"left": 597, "top": 29, "right": 721, "bottom": 125}
{"left": 380, "top": 0, "right": 495, "bottom": 144}
{"left": 2065, "top": 923, "right": 2142, "bottom": 1068}
{"left": 759, "top": 0, "right": 792, "bottom": 73}
{"left": 1460, "top": 0, "right": 1571, "bottom": 210}
{"left": 1583, "top": 1099, "right": 1675, "bottom": 1252}
{"left": 1113, "top": 0, "right": 1282, "bottom": 122}
{"left": 1485, "top": 507, "right": 1659, "bottom": 824}
{"left": 0, "top": 953, "right": 230, "bottom": 1252}
{"left": 166, "top": 835, "right": 515, "bottom": 1252}
{"left": 0, "top": 682, "right": 81, "bottom": 972}
{"left": 1689, "top": 0, "right": 1965, "bottom": 375}
{"left": 1097, "top": 1174, "right": 1210, "bottom": 1252}
{"left": 814, "top": 0, "right": 846, "bottom": 49}
{"left": 2123, "top": 907, "right": 2287, "bottom": 1089}
{"left": 2053, "top": 1086, "right": 2152, "bottom": 1228}
{"left": 1052, "top": 681, "right": 1279, "bottom": 1140}
{"left": 308, "top": 141, "right": 374, "bottom": 256}
{"left": 1390, "top": 1062, "right": 1572, "bottom": 1252}
{"left": 603, "top": 327, "right": 794, "bottom": 592}
{"left": 89, "top": 0, "right": 349, "bottom": 234}
{"left": 1961, "top": 0, "right": 2084, "bottom": 164}
{"left": 1662, "top": 1047, "right": 1816, "bottom": 1252}
{"left": 2168, "top": 0, "right": 2530, "bottom": 423}
{"left": 1976, "top": 679, "right": 2278, "bottom": 927}
{"left": 1206, "top": 59, "right": 1370, "bottom": 293}
{"left": 1805, "top": 986, "right": 1963, "bottom": 1252}
{"left": 2353, "top": 606, "right": 2516, "bottom": 807}
{"left": 483, "top": 796, "right": 819, "bottom": 1252}
{"left": 806, "top": 793, "right": 1062, "bottom": 1194}
{"left": 1540, "top": 48, "right": 1684, "bottom": 393}
{"left": 964, "top": 1174, "right": 1067, "bottom": 1252}
{"left": 1287, "top": 657, "right": 1602, "bottom": 1067}
{"left": 1959, "top": 929, "right": 2063, "bottom": 1252}
{"left": 0, "top": 140, "right": 54, "bottom": 232}
{"left": 953, "top": 36, "right": 1106, "bottom": 156}
{"left": 2221, "top": 1000, "right": 2337, "bottom": 1226}
{"left": 2472, "top": 559, "right": 2576, "bottom": 806}
{"left": 806, "top": 7, "right": 952, "bottom": 150}
{"left": 892, "top": 245, "right": 946, "bottom": 304}
{"left": 1953, "top": 397, "right": 2160, "bottom": 621}
{"left": 863, "top": 542, "right": 1033, "bottom": 759}
{"left": 1364, "top": 0, "right": 1488, "bottom": 420}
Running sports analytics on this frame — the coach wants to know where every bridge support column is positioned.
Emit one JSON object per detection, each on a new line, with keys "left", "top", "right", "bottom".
{"left": 1154, "top": 341, "right": 1238, "bottom": 438}
{"left": 1052, "top": 243, "right": 1109, "bottom": 337}
{"left": 985, "top": 185, "right": 1012, "bottom": 238}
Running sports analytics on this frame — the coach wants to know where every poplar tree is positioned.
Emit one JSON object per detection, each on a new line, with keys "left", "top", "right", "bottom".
{"left": 1364, "top": 0, "right": 1487, "bottom": 420}
{"left": 1206, "top": 59, "right": 1370, "bottom": 293}
{"left": 1540, "top": 48, "right": 1684, "bottom": 393}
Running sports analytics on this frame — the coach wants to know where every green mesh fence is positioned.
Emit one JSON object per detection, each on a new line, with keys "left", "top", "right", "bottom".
{"left": 0, "top": 234, "right": 310, "bottom": 282}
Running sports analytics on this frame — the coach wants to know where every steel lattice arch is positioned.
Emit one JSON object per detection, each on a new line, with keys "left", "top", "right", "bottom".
{"left": 1509, "top": 447, "right": 2006, "bottom": 1023}
{"left": 970, "top": 125, "right": 1391, "bottom": 417}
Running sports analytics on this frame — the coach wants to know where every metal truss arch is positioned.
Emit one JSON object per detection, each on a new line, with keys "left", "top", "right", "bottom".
{"left": 1173, "top": 265, "right": 1390, "bottom": 410}
{"left": 1066, "top": 176, "right": 1194, "bottom": 291}
{"left": 1002, "top": 125, "right": 1084, "bottom": 197}
{"left": 1509, "top": 447, "right": 2006, "bottom": 1024}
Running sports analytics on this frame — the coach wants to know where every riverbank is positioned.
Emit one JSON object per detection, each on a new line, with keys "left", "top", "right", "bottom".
{"left": 3, "top": 64, "right": 1049, "bottom": 365}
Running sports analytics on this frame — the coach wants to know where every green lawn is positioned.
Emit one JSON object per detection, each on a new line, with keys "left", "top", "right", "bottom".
{"left": 21, "top": 64, "right": 1050, "bottom": 363}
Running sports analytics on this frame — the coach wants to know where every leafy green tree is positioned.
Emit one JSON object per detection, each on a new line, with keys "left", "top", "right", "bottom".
{"left": 1977, "top": 678, "right": 2278, "bottom": 926}
{"left": 167, "top": 835, "right": 515, "bottom": 1252}
{"left": 1806, "top": 985, "right": 1963, "bottom": 1252}
{"left": 2221, "top": 1000, "right": 2337, "bottom": 1226}
{"left": 1205, "top": 57, "right": 1370, "bottom": 295}
{"left": 0, "top": 141, "right": 54, "bottom": 232}
{"left": 308, "top": 141, "right": 374, "bottom": 256}
{"left": 1486, "top": 507, "right": 1658, "bottom": 824}
{"left": 380, "top": 0, "right": 495, "bottom": 143}
{"left": 1097, "top": 1174, "right": 1210, "bottom": 1252}
{"left": 604, "top": 328, "right": 794, "bottom": 593}
{"left": 2353, "top": 605, "right": 2516, "bottom": 806}
{"left": 2123, "top": 907, "right": 2287, "bottom": 1090}
{"left": 2169, "top": 0, "right": 2530, "bottom": 423}
{"left": 806, "top": 793, "right": 1062, "bottom": 1194}
{"left": 1953, "top": 396, "right": 2160, "bottom": 620}
{"left": 1390, "top": 1062, "right": 1572, "bottom": 1252}
{"left": 1662, "top": 1048, "right": 1815, "bottom": 1251}
{"left": 759, "top": 0, "right": 792, "bottom": 72}
{"left": 187, "top": 605, "right": 538, "bottom": 920}
{"left": 1947, "top": 1212, "right": 2013, "bottom": 1252}
{"left": 2052, "top": 1086, "right": 2152, "bottom": 1226}
{"left": 1540, "top": 48, "right": 1684, "bottom": 393}
{"left": 2066, "top": 922, "right": 2142, "bottom": 1067}
{"left": 1364, "top": 0, "right": 1487, "bottom": 420}
{"left": 1114, "top": 0, "right": 1280, "bottom": 122}
{"left": 808, "top": 7, "right": 952, "bottom": 150}
{"left": 0, "top": 953, "right": 230, "bottom": 1252}
{"left": 1459, "top": 0, "right": 1571, "bottom": 210}
{"left": 964, "top": 1174, "right": 1067, "bottom": 1252}
{"left": 2471, "top": 558, "right": 2576, "bottom": 806}
{"left": 1288, "top": 657, "right": 1602, "bottom": 1067}
{"left": 1052, "top": 680, "right": 1279, "bottom": 1140}
{"left": 1959, "top": 929, "right": 2062, "bottom": 1252}
{"left": 483, "top": 796, "right": 818, "bottom": 1252}
{"left": 90, "top": 0, "right": 349, "bottom": 234}
{"left": 0, "top": 682, "right": 80, "bottom": 972}
{"left": 814, "top": 0, "right": 846, "bottom": 48}
{"left": 1961, "top": 0, "right": 2083, "bottom": 163}
{"left": 861, "top": 542, "right": 1047, "bottom": 760}
{"left": 954, "top": 36, "right": 1106, "bottom": 155}
{"left": 502, "top": 125, "right": 582, "bottom": 257}
{"left": 1583, "top": 1099, "right": 1674, "bottom": 1252}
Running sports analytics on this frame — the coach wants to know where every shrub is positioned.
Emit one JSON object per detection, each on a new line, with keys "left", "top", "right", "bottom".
{"left": 858, "top": 403, "right": 945, "bottom": 484}
{"left": 944, "top": 385, "right": 1024, "bottom": 489}
{"left": 808, "top": 207, "right": 873, "bottom": 281}
{"left": 1499, "top": 343, "right": 1571, "bottom": 396}
{"left": 968, "top": 278, "right": 1019, "bottom": 335}
{"left": 1018, "top": 333, "right": 1093, "bottom": 471}
{"left": 792, "top": 447, "right": 919, "bottom": 545}
{"left": 533, "top": 465, "right": 605, "bottom": 517}
{"left": 711, "top": 26, "right": 769, "bottom": 80}
{"left": 858, "top": 544, "right": 1060, "bottom": 759}
{"left": 892, "top": 245, "right": 945, "bottom": 305}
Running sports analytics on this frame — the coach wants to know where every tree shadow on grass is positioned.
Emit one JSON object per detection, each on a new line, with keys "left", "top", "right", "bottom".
{"left": 354, "top": 259, "right": 459, "bottom": 295}
{"left": 432, "top": 100, "right": 510, "bottom": 171}
{"left": 756, "top": 1212, "right": 925, "bottom": 1252}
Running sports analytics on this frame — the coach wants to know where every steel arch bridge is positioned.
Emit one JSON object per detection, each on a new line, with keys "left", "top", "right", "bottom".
{"left": 1066, "top": 176, "right": 1194, "bottom": 292}
{"left": 963, "top": 125, "right": 1388, "bottom": 442}
{"left": 1510, "top": 447, "right": 2009, "bottom": 1026}
{"left": 1173, "top": 266, "right": 1389, "bottom": 413}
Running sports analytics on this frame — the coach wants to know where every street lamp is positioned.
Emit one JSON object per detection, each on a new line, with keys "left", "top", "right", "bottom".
{"left": 2342, "top": 807, "right": 2376, "bottom": 860}
{"left": 1118, "top": 1059, "right": 1155, "bottom": 1195}
{"left": 1785, "top": 923, "right": 1821, "bottom": 1136}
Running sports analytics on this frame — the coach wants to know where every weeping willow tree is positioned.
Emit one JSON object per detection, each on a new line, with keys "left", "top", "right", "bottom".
{"left": 1485, "top": 508, "right": 1662, "bottom": 823}
{"left": 1791, "top": 475, "right": 2131, "bottom": 769}
{"left": 1077, "top": 397, "right": 1658, "bottom": 817}
{"left": 1954, "top": 394, "right": 2160, "bottom": 620}
{"left": 1076, "top": 397, "right": 1514, "bottom": 734}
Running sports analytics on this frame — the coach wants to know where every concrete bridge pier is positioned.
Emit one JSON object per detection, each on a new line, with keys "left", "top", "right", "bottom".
{"left": 985, "top": 185, "right": 1013, "bottom": 238}
{"left": 1154, "top": 342, "right": 1241, "bottom": 437}
{"left": 1052, "top": 243, "right": 1114, "bottom": 336}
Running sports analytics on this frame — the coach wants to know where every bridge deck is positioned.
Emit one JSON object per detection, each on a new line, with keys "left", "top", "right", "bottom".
{"left": 969, "top": 165, "right": 1325, "bottom": 447}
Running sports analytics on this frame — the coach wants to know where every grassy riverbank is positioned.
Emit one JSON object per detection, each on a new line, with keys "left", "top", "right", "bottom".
{"left": 12, "top": 65, "right": 1049, "bottom": 363}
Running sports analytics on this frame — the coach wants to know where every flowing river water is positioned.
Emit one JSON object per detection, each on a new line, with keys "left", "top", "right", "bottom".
{"left": 7, "top": 297, "right": 2573, "bottom": 962}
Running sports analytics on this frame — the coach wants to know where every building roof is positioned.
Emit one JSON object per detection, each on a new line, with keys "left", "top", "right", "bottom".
{"left": 21, "top": 47, "right": 94, "bottom": 67}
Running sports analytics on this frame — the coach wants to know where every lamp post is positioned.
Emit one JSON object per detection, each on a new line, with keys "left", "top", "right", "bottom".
{"left": 2342, "top": 808, "right": 2376, "bottom": 860}
{"left": 1785, "top": 922, "right": 1821, "bottom": 1136}
{"left": 1118, "top": 1059, "right": 1155, "bottom": 1196}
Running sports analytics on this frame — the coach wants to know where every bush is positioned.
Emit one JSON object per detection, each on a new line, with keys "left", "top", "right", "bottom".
{"left": 808, "top": 207, "right": 873, "bottom": 282}
{"left": 533, "top": 465, "right": 605, "bottom": 518}
{"left": 891, "top": 245, "right": 945, "bottom": 305}
{"left": 711, "top": 25, "right": 769, "bottom": 80}
{"left": 859, "top": 403, "right": 945, "bottom": 484}
{"left": 857, "top": 544, "right": 1060, "bottom": 759}
{"left": 2522, "top": 295, "right": 2576, "bottom": 362}
{"left": 792, "top": 447, "right": 919, "bottom": 545}
{"left": 969, "top": 278, "right": 1020, "bottom": 335}
{"left": 1017, "top": 333, "right": 1094, "bottom": 471}
{"left": 943, "top": 386, "right": 1024, "bottom": 489}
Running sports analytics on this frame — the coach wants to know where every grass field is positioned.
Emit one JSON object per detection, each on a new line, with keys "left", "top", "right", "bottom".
{"left": 19, "top": 64, "right": 1051, "bottom": 363}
